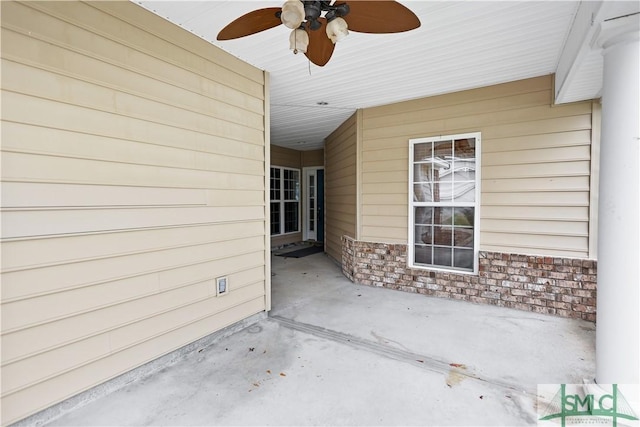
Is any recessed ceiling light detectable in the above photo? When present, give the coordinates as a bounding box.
[317,101,329,106]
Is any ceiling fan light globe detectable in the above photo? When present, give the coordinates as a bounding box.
[281,0,305,29]
[289,28,309,53]
[326,17,348,43]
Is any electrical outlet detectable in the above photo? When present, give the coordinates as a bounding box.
[216,276,228,296]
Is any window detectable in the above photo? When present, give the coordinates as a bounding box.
[270,166,300,235]
[409,133,480,273]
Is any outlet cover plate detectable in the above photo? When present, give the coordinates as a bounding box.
[216,276,228,296]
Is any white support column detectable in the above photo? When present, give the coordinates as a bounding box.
[595,16,640,385]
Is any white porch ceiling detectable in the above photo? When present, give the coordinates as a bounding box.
[134,1,620,151]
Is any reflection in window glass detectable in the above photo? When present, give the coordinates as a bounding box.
[454,249,474,269]
[284,202,298,233]
[410,133,480,273]
[284,169,300,201]
[434,246,452,267]
[270,202,280,236]
[415,245,432,265]
[270,167,300,235]
[270,168,281,201]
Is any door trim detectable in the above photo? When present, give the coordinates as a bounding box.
[302,166,324,241]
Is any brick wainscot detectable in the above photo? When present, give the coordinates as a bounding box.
[341,236,597,322]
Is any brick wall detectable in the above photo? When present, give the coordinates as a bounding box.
[341,236,597,322]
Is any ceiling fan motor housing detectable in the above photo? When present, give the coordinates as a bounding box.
[303,1,350,31]
[304,1,321,21]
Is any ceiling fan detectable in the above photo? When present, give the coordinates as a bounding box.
[217,1,421,66]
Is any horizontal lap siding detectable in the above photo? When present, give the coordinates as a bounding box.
[360,75,594,257]
[325,113,357,262]
[270,233,302,248]
[302,149,325,168]
[271,145,302,169]
[0,2,267,424]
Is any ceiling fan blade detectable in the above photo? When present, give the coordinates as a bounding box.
[341,1,420,34]
[217,7,283,40]
[305,18,335,67]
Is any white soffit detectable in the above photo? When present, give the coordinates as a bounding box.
[137,1,580,150]
[555,1,640,105]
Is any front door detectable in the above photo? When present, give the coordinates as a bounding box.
[304,167,324,242]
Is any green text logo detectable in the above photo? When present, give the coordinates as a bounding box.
[539,384,638,427]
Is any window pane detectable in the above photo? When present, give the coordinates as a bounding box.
[414,245,432,265]
[414,142,432,161]
[415,225,433,245]
[452,139,476,202]
[270,168,281,201]
[454,207,474,226]
[434,207,453,226]
[291,175,299,200]
[454,138,475,159]
[433,246,452,267]
[415,207,433,225]
[453,180,475,202]
[284,170,300,201]
[284,202,299,233]
[454,249,474,269]
[433,180,453,202]
[434,226,452,246]
[414,183,434,203]
[433,140,452,158]
[453,227,474,248]
[414,163,434,182]
[270,202,280,235]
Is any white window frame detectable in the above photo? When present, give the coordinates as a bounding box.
[270,166,301,236]
[408,132,481,274]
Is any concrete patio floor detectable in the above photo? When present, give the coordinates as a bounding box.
[47,249,596,426]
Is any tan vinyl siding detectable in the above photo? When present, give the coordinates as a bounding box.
[270,146,324,169]
[271,145,302,169]
[302,149,324,167]
[325,113,358,262]
[270,232,302,248]
[360,75,594,258]
[1,1,267,424]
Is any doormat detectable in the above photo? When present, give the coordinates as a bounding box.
[276,246,324,258]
